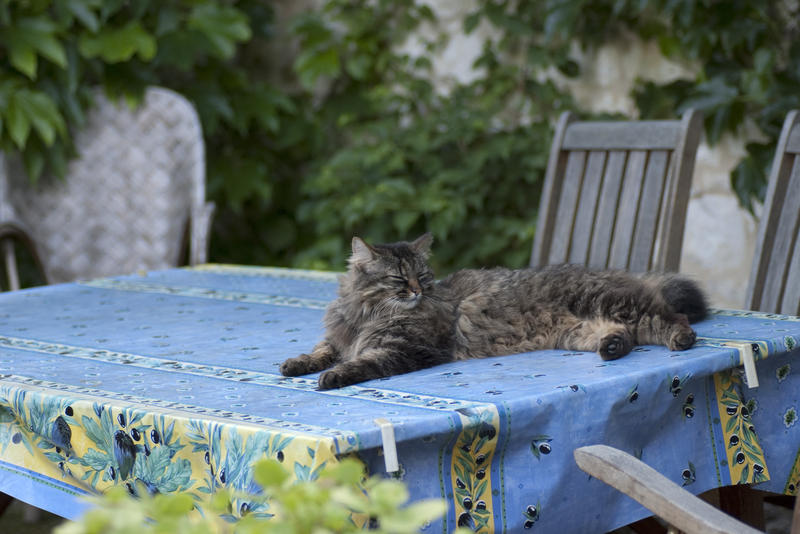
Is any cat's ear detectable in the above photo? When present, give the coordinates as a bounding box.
[411,233,434,257]
[350,236,375,266]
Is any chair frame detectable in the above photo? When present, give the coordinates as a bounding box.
[0,222,44,291]
[746,109,800,314]
[574,445,799,534]
[530,109,702,272]
[0,87,214,290]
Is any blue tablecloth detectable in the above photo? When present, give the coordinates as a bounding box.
[0,265,798,532]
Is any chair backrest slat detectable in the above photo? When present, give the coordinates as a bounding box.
[781,237,800,315]
[747,110,800,315]
[607,150,647,270]
[588,150,627,269]
[756,154,800,313]
[785,126,800,154]
[531,110,702,273]
[562,121,683,150]
[569,151,607,265]
[629,150,671,272]
[550,150,587,264]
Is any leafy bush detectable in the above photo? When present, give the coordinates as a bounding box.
[1,0,795,275]
[55,458,453,534]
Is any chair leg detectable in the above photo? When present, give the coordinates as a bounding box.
[718,485,765,530]
[2,239,20,291]
[0,492,13,517]
[627,516,669,533]
[22,502,41,523]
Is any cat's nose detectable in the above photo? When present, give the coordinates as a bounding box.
[408,279,422,295]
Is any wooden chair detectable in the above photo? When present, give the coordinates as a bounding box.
[530,110,703,272]
[746,110,800,315]
[0,87,214,290]
[574,445,800,534]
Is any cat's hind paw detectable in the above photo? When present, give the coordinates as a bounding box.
[280,355,311,377]
[318,369,352,390]
[599,331,633,361]
[668,326,696,351]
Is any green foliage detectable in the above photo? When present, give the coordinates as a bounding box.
[615,0,798,211]
[54,458,454,534]
[290,0,571,271]
[0,0,794,275]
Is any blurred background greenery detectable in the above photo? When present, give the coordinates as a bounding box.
[1,0,796,275]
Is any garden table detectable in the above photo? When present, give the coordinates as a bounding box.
[0,265,798,532]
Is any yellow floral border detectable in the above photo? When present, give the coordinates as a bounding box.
[450,406,499,533]
[785,446,800,495]
[713,370,770,485]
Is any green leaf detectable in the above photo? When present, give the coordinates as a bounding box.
[152,492,194,516]
[30,33,68,68]
[253,459,289,488]
[22,145,45,182]
[65,0,100,32]
[294,47,341,89]
[78,21,156,63]
[188,4,251,59]
[8,42,37,79]
[4,18,68,76]
[369,480,409,509]
[17,91,66,146]
[6,96,31,148]
[464,12,481,34]
[323,458,364,485]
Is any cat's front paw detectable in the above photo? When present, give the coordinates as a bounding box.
[318,368,354,390]
[668,326,696,351]
[599,331,633,361]
[280,355,310,377]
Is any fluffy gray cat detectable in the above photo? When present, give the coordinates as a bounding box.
[280,234,708,389]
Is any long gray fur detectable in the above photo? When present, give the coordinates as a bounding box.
[280,234,708,389]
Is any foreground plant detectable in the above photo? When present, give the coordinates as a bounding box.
[55,458,452,534]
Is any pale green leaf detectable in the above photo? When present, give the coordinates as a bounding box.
[188,4,251,59]
[8,42,37,79]
[23,146,45,182]
[253,459,289,488]
[78,22,156,63]
[6,96,31,148]
[15,91,65,146]
[65,0,100,32]
[31,34,67,68]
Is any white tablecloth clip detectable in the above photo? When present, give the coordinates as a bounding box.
[374,418,399,473]
[740,342,759,389]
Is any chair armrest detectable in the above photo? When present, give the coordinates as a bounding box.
[574,445,762,534]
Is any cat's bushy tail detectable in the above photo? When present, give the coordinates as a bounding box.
[659,275,708,323]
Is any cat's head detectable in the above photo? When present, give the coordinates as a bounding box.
[346,233,435,310]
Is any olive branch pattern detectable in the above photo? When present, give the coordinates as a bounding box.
[784,446,800,495]
[452,406,499,532]
[0,382,339,520]
[713,371,769,484]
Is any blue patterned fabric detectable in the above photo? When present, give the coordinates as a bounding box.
[0,265,798,532]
